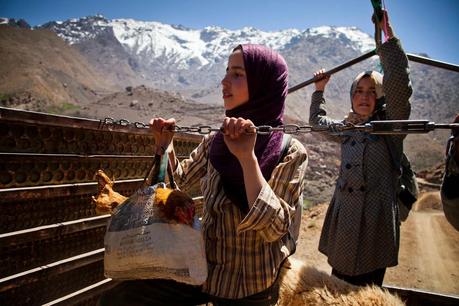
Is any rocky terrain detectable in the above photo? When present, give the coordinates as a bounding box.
[80,85,224,127]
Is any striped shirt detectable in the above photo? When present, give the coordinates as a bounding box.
[174,135,308,299]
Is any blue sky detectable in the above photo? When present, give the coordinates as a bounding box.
[2,0,459,65]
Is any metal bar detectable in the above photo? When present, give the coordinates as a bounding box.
[357,121,459,135]
[383,285,459,306]
[0,107,149,134]
[0,195,204,245]
[288,50,377,94]
[0,152,154,159]
[372,0,382,48]
[0,215,110,246]
[0,179,142,200]
[0,107,204,141]
[0,106,100,125]
[0,154,154,188]
[0,179,141,233]
[0,249,104,291]
[407,53,459,73]
[288,51,459,95]
[433,123,459,130]
[0,181,99,201]
[374,22,381,48]
[42,278,120,306]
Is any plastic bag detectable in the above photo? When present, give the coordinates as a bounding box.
[104,183,207,285]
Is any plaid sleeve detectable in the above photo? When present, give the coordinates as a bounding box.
[237,138,308,242]
[174,135,210,193]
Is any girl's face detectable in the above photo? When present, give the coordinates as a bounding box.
[352,76,376,116]
[221,49,249,110]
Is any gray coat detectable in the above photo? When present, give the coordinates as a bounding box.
[309,37,412,276]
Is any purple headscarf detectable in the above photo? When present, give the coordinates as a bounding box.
[209,44,288,212]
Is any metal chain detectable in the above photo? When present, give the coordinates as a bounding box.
[100,117,321,135]
[100,117,459,135]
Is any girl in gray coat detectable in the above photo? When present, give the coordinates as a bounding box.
[309,11,412,286]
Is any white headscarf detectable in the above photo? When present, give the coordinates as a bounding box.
[345,71,384,125]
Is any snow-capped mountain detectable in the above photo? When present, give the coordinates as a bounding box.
[0,17,31,28]
[40,15,111,43]
[37,14,383,114]
[41,15,375,71]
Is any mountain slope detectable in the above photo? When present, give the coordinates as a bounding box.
[0,25,117,111]
[78,85,223,126]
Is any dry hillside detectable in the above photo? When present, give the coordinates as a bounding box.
[0,26,117,112]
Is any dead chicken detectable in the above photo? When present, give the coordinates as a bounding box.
[91,170,127,215]
[153,186,195,226]
[92,170,196,226]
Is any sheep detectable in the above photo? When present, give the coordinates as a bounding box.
[277,258,405,306]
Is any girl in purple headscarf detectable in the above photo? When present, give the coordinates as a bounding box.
[99,44,308,306]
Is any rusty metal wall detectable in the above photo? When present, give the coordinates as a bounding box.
[0,107,203,305]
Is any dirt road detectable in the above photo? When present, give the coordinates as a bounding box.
[294,192,459,297]
[385,209,459,295]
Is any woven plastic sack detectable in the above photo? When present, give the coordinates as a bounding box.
[104,183,207,285]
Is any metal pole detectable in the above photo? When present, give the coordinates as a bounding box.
[287,50,459,95]
[288,49,377,94]
[407,53,459,73]
[351,121,459,135]
[371,0,383,48]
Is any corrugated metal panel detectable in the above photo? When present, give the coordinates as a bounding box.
[0,107,202,305]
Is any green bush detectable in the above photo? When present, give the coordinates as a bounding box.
[46,102,80,114]
[0,93,12,101]
[303,198,313,210]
